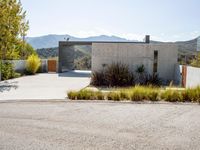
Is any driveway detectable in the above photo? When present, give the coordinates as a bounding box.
[0,101,199,150]
[0,70,91,100]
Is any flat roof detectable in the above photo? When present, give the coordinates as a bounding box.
[59,41,147,45]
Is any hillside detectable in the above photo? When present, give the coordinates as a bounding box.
[36,46,92,70]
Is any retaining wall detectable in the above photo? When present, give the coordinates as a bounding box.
[2,59,48,74]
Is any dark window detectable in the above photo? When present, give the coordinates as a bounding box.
[153,50,158,74]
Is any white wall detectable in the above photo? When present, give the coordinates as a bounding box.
[7,60,48,73]
[186,66,200,88]
[92,43,178,82]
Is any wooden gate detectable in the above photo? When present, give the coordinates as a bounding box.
[182,65,187,88]
[48,60,57,72]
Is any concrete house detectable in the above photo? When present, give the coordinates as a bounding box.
[59,35,178,83]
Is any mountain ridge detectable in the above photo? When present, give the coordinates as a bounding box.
[26,34,134,49]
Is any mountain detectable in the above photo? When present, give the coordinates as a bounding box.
[175,37,199,54]
[26,34,132,49]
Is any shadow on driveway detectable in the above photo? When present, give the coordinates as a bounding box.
[59,70,91,78]
[0,81,18,92]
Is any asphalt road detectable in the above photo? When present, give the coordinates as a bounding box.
[0,101,200,150]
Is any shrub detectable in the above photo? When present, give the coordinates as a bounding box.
[128,86,160,101]
[90,71,106,86]
[67,90,104,100]
[26,54,41,75]
[107,92,120,101]
[135,65,146,84]
[161,90,183,102]
[1,62,20,80]
[182,87,200,102]
[68,91,78,100]
[91,63,135,87]
[76,90,93,100]
[144,73,162,86]
[147,90,159,101]
[105,63,135,87]
[130,90,145,101]
[120,91,130,100]
[96,92,104,100]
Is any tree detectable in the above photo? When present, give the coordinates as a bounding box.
[190,52,200,67]
[0,0,29,60]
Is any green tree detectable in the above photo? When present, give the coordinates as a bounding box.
[190,52,200,67]
[19,42,36,59]
[0,0,29,60]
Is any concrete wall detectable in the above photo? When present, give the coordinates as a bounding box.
[92,43,178,82]
[186,66,200,88]
[9,60,48,73]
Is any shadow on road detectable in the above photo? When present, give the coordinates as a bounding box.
[0,81,18,92]
[59,70,91,78]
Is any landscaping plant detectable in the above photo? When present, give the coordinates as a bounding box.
[1,62,21,80]
[26,54,41,75]
[67,86,200,103]
[161,90,183,102]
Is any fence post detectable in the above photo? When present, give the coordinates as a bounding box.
[182,65,187,88]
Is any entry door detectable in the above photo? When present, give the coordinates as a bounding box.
[48,60,57,72]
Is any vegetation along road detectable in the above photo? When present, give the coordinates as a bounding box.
[0,101,199,150]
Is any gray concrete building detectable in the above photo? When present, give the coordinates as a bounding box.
[59,35,178,83]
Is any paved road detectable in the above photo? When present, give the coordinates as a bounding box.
[0,70,91,100]
[0,101,199,150]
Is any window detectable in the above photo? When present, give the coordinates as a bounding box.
[153,50,158,74]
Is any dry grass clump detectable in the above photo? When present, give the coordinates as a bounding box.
[67,86,200,103]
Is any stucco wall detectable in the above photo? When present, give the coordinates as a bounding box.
[10,60,48,73]
[186,66,200,88]
[92,43,178,82]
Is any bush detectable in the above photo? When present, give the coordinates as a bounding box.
[91,63,135,87]
[182,87,200,102]
[68,91,78,100]
[96,92,104,100]
[67,86,200,103]
[130,90,146,101]
[120,91,130,100]
[105,63,135,87]
[147,90,159,101]
[26,54,41,75]
[144,73,162,86]
[67,90,104,100]
[161,90,183,102]
[125,86,159,101]
[107,92,120,101]
[90,71,106,86]
[1,62,21,80]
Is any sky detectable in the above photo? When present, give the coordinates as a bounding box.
[21,0,200,42]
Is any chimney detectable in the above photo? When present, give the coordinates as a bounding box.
[145,35,150,43]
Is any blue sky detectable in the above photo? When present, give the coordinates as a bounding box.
[21,0,200,41]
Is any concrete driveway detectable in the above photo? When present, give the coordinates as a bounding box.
[0,70,91,100]
[0,101,199,150]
